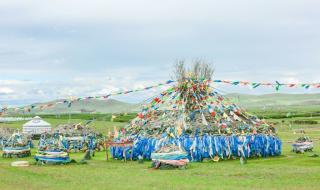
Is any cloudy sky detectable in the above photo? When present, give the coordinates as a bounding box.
[0,0,319,106]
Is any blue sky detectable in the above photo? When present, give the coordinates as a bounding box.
[0,0,319,106]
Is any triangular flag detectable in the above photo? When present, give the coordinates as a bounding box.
[114,126,119,138]
[201,113,208,126]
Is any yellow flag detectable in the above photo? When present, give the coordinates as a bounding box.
[176,125,182,136]
[223,113,228,118]
[114,126,119,138]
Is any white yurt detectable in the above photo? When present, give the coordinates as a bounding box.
[22,116,52,135]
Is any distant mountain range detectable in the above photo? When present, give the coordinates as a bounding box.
[10,93,320,114]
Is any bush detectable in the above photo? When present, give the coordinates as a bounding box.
[290,120,318,125]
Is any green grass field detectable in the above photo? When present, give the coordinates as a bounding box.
[1,116,320,190]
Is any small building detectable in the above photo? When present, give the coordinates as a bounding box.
[22,116,52,135]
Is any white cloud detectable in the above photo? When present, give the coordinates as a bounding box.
[0,0,319,26]
[0,0,319,106]
[0,80,33,85]
[0,87,14,95]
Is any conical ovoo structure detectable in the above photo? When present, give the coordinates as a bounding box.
[111,62,282,161]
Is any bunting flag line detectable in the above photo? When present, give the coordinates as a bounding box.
[1,80,176,114]
[0,79,319,114]
[211,80,320,91]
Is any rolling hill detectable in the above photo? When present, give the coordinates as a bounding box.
[8,93,320,114]
[225,93,320,111]
[14,99,140,114]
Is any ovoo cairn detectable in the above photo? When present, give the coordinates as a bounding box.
[111,61,282,162]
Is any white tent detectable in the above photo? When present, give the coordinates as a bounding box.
[23,116,52,135]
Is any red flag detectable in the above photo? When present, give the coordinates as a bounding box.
[138,113,144,119]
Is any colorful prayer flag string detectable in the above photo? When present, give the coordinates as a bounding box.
[2,80,176,114]
[1,79,319,114]
[211,80,320,91]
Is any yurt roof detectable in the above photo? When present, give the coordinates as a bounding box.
[23,116,51,127]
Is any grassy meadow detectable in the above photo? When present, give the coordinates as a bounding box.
[0,113,320,190]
